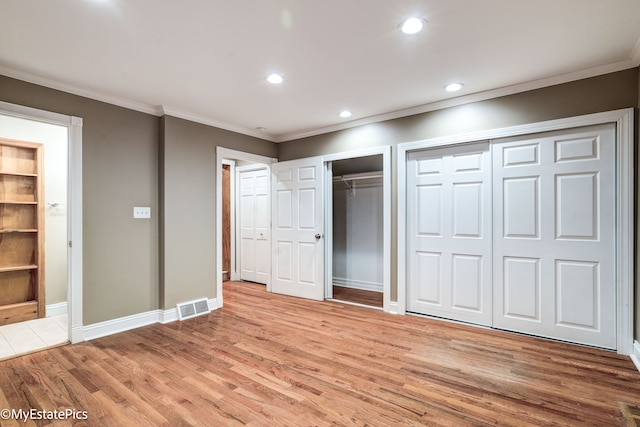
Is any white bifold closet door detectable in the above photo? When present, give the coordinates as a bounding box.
[492,123,616,349]
[407,142,492,326]
[239,167,270,284]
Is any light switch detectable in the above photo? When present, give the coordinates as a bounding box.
[133,207,151,219]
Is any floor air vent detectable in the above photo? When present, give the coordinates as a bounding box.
[177,298,210,320]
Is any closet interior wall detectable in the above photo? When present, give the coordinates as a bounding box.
[332,171,384,293]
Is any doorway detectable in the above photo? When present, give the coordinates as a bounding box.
[329,156,384,308]
[216,146,392,312]
[216,147,275,305]
[0,101,83,356]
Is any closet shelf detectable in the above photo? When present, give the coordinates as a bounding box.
[0,229,38,233]
[0,265,38,273]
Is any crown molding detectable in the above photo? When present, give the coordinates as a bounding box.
[2,58,637,145]
[159,106,275,142]
[274,59,638,142]
[0,65,163,116]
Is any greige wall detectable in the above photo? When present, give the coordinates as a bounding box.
[160,116,275,308]
[278,67,640,340]
[0,76,160,325]
[0,76,278,325]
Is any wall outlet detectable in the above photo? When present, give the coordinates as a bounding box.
[133,207,151,219]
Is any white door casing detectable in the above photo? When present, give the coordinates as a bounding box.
[238,167,269,284]
[492,124,616,349]
[407,142,492,325]
[271,157,325,301]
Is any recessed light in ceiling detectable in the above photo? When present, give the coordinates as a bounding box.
[267,73,283,84]
[400,17,426,35]
[444,82,464,92]
[338,110,352,118]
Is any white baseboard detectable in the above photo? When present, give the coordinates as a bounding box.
[631,340,640,373]
[333,277,383,292]
[386,301,399,314]
[46,301,68,317]
[83,298,218,341]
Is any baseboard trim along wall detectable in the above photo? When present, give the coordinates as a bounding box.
[83,298,218,341]
[46,302,68,317]
[333,277,383,293]
[632,341,640,373]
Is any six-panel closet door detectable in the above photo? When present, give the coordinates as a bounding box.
[406,123,617,349]
[492,124,616,349]
[406,142,493,326]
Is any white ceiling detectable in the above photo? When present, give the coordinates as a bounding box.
[1,1,639,142]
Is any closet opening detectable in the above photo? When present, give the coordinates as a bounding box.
[327,155,384,309]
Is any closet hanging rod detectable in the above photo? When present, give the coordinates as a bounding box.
[332,172,383,182]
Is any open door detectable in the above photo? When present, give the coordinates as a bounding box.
[271,157,324,300]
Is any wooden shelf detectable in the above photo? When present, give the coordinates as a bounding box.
[0,201,38,205]
[0,265,38,273]
[0,171,38,177]
[0,138,44,325]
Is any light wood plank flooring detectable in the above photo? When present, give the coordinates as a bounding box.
[1,281,639,426]
[332,285,383,308]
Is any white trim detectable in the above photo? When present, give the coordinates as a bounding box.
[397,108,634,355]
[0,101,83,344]
[333,277,383,293]
[46,302,68,317]
[161,106,273,142]
[84,298,219,340]
[5,60,637,144]
[275,61,638,142]
[216,147,277,304]
[0,66,161,117]
[322,146,392,313]
[83,311,160,341]
[387,301,399,315]
[631,341,640,373]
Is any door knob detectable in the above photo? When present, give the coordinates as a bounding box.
[315,233,322,240]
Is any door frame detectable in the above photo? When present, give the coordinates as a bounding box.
[323,146,392,312]
[215,147,276,304]
[397,108,634,355]
[0,101,83,344]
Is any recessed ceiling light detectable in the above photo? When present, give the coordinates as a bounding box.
[400,17,426,35]
[338,110,352,118]
[445,83,464,92]
[267,73,283,84]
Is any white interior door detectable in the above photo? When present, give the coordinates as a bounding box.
[492,124,616,349]
[407,143,492,325]
[271,157,325,300]
[239,167,269,284]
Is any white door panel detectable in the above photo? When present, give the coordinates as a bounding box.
[407,143,492,325]
[271,157,324,300]
[239,167,269,284]
[493,123,616,349]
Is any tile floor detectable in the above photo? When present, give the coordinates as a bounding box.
[0,315,68,360]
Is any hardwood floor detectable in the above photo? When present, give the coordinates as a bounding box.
[1,281,639,426]
[331,285,383,308]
